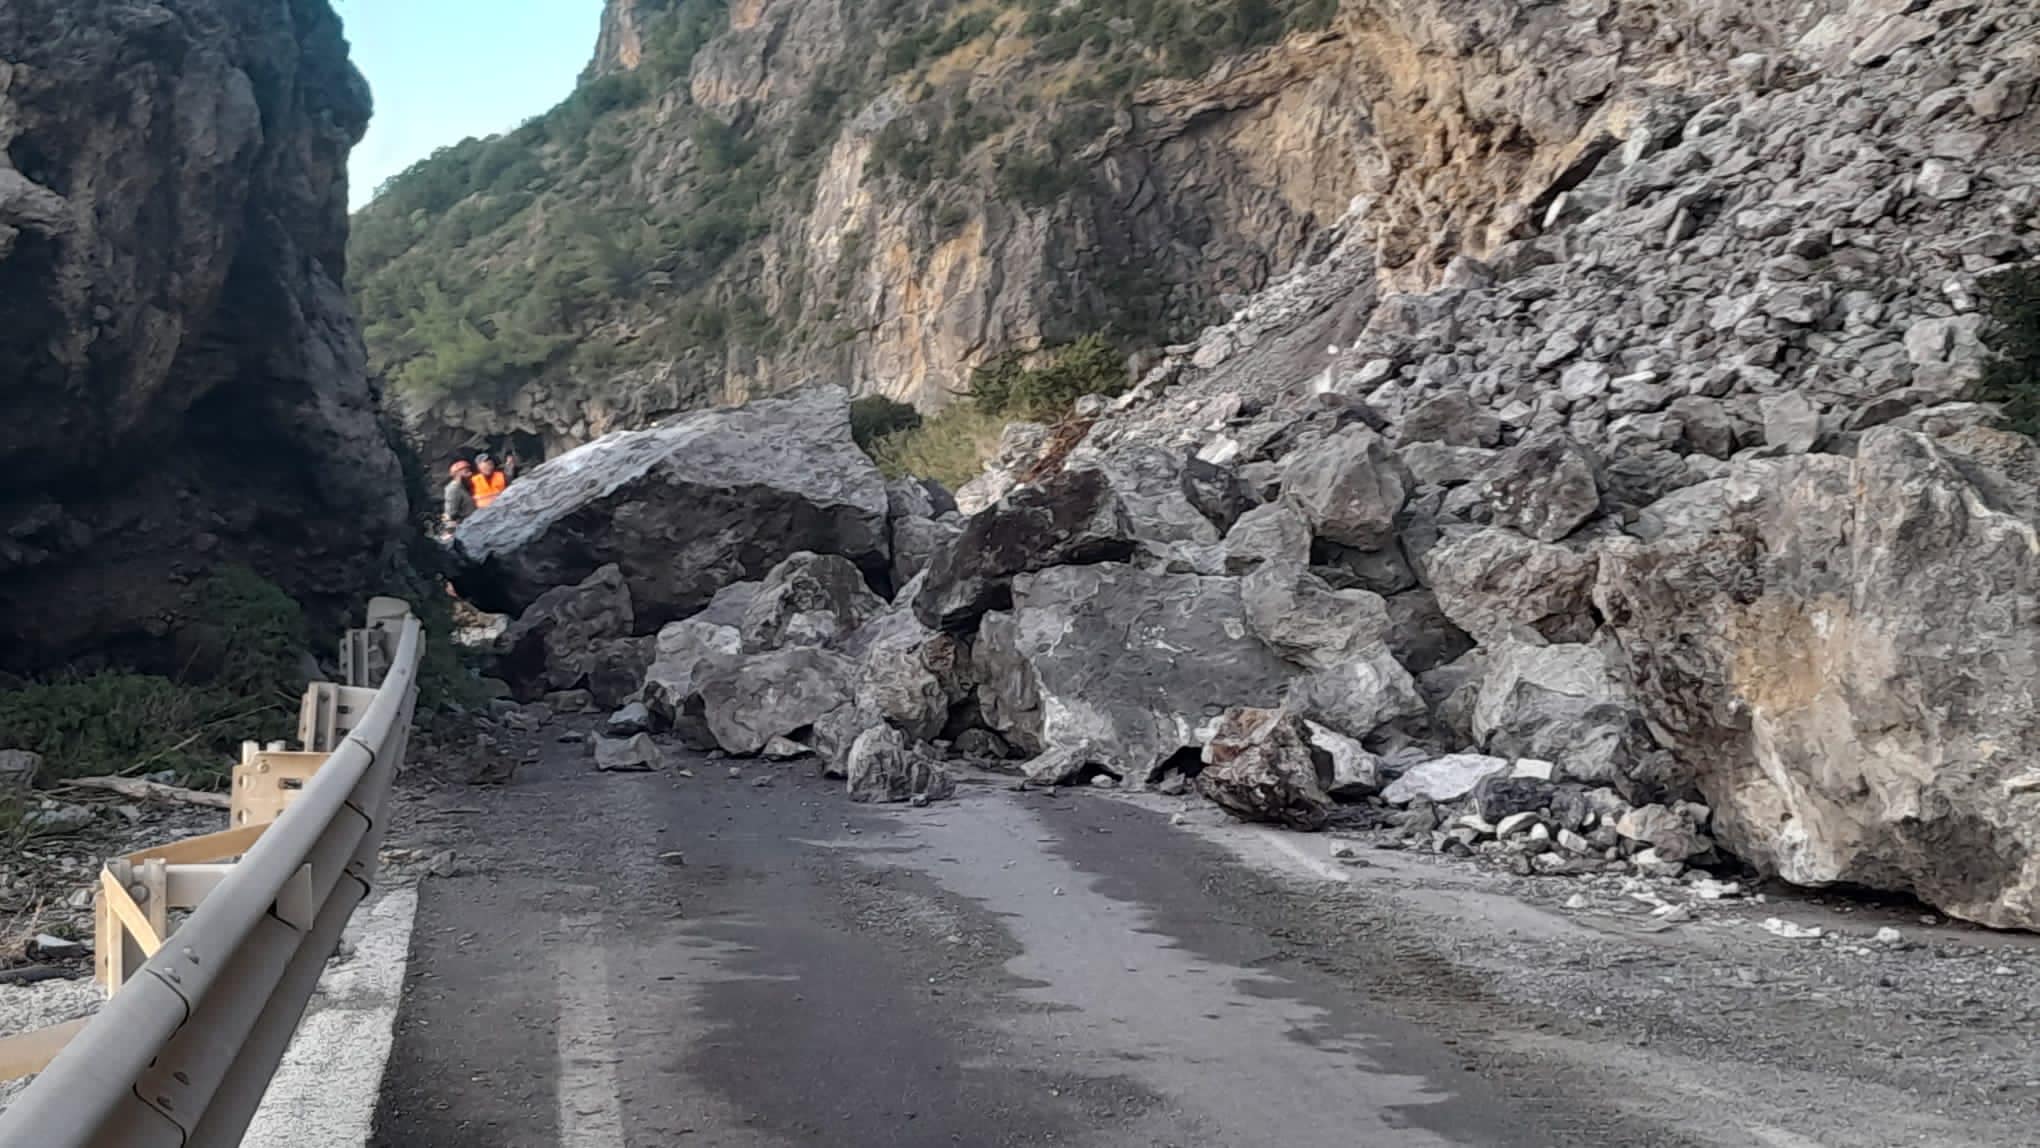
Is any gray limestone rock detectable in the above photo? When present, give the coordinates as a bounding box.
[455,388,889,626]
[915,467,1135,632]
[845,725,956,804]
[1198,708,1334,830]
[1283,425,1411,550]
[1304,721,1383,799]
[487,565,653,707]
[641,617,743,732]
[1219,501,1313,573]
[1760,392,1823,454]
[595,733,661,772]
[1382,754,1511,805]
[998,563,1296,781]
[853,609,970,742]
[1481,433,1602,542]
[1426,529,1600,645]
[740,552,888,653]
[1398,392,1501,448]
[890,514,964,589]
[1596,428,2040,928]
[605,703,652,738]
[695,646,857,756]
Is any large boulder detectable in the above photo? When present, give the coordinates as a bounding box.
[694,646,856,756]
[1595,428,2040,929]
[1219,501,1312,572]
[972,610,1044,755]
[1197,708,1333,830]
[489,565,651,705]
[1426,528,1600,645]
[1282,425,1410,551]
[915,467,1135,632]
[453,387,889,626]
[1481,433,1602,542]
[891,515,964,588]
[995,564,1296,781]
[853,610,970,741]
[740,552,888,653]
[1073,446,1222,546]
[1397,391,1501,448]
[1241,563,1392,673]
[641,617,743,732]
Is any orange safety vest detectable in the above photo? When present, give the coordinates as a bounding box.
[469,470,508,509]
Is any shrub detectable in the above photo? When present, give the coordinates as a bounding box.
[0,567,310,783]
[851,394,924,447]
[968,334,1126,417]
[0,673,255,784]
[1975,264,2040,435]
[995,149,1079,207]
[867,405,1010,489]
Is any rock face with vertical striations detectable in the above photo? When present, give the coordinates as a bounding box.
[0,0,409,672]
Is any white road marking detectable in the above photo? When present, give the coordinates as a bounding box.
[555,913,628,1148]
[245,887,418,1148]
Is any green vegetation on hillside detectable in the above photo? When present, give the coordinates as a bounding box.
[1976,264,2040,436]
[0,567,310,785]
[349,0,1334,420]
[864,335,1129,487]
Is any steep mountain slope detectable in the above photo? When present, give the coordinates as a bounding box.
[0,0,411,673]
[349,0,1372,459]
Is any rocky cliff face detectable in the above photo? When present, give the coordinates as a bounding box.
[0,0,410,673]
[350,0,1372,460]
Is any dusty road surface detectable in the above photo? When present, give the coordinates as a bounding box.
[371,725,2039,1148]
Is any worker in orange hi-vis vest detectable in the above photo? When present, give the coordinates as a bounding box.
[469,452,509,509]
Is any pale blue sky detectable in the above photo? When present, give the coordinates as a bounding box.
[335,0,605,210]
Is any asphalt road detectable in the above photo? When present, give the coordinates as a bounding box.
[369,731,1613,1148]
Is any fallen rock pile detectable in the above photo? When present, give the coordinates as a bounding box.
[465,0,2040,930]
[1048,0,2040,929]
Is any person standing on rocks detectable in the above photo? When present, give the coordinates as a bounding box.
[469,452,509,510]
[443,459,477,533]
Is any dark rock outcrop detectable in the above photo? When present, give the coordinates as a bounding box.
[0,0,408,671]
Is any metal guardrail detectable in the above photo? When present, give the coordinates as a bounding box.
[0,598,424,1147]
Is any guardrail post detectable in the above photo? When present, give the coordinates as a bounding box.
[0,600,425,1145]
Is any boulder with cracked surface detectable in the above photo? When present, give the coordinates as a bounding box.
[1382,754,1512,805]
[845,725,957,804]
[914,466,1135,632]
[454,387,889,626]
[489,565,651,706]
[995,563,1295,782]
[1283,424,1410,551]
[1198,708,1334,830]
[1426,528,1600,645]
[1596,428,2040,929]
[694,646,856,756]
[1481,434,1602,542]
[853,608,971,742]
[739,552,888,653]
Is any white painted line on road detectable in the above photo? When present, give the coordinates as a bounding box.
[245,887,418,1148]
[556,913,628,1148]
